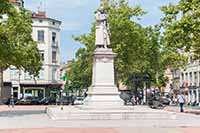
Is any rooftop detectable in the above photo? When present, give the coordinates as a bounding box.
[9,0,22,4]
[9,0,24,7]
[9,0,17,2]
[32,11,47,19]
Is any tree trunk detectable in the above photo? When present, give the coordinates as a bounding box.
[0,68,4,103]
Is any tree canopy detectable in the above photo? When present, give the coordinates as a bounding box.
[0,0,42,100]
[66,0,162,92]
[161,0,200,59]
[66,0,189,93]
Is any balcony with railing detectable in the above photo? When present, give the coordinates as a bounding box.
[52,60,58,64]
[52,41,58,48]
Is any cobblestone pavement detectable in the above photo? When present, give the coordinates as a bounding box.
[1,105,200,133]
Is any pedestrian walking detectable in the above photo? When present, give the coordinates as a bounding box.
[131,95,135,105]
[8,95,15,108]
[177,91,185,112]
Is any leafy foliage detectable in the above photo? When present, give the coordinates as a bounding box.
[66,0,185,93]
[161,0,200,59]
[0,0,42,99]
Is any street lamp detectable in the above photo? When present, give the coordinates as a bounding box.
[132,75,140,94]
[143,73,150,104]
[132,75,142,105]
[17,70,21,100]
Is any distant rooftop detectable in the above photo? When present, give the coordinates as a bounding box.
[9,0,61,24]
[9,0,24,7]
[9,0,22,4]
[32,11,47,19]
[9,0,17,2]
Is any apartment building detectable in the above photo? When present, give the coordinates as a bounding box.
[3,0,62,101]
[171,56,200,105]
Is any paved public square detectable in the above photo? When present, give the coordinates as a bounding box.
[0,128,200,133]
[1,105,200,132]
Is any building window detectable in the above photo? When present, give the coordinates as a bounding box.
[181,73,184,81]
[184,73,188,87]
[194,72,197,86]
[52,68,57,81]
[39,20,43,23]
[52,51,57,63]
[24,72,32,80]
[52,32,56,43]
[189,72,192,86]
[188,56,193,63]
[37,30,44,43]
[185,73,188,81]
[39,50,45,61]
[10,68,17,80]
[199,72,200,86]
[38,68,45,80]
[52,21,55,25]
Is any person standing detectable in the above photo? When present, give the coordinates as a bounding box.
[8,95,14,108]
[177,91,186,112]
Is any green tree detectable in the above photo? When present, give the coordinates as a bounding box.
[68,0,148,92]
[161,0,200,59]
[68,0,183,93]
[0,0,42,102]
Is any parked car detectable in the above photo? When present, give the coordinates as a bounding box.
[4,98,17,105]
[148,93,171,109]
[15,96,40,105]
[74,96,85,105]
[120,91,133,105]
[39,97,56,105]
[59,95,75,105]
[161,96,171,105]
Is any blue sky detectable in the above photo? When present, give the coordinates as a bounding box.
[24,0,178,63]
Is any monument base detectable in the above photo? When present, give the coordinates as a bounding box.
[83,85,124,109]
[47,106,176,120]
[84,48,124,109]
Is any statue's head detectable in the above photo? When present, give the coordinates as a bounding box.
[99,5,106,14]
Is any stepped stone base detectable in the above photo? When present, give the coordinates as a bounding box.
[83,85,124,108]
[47,106,176,120]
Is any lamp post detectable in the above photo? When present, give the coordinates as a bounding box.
[132,75,142,105]
[15,70,22,100]
[143,73,150,104]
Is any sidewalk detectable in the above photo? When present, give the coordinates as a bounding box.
[1,105,200,115]
[0,105,47,112]
[164,105,200,114]
[0,128,200,133]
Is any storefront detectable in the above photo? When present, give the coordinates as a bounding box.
[20,83,62,100]
[173,87,200,106]
[187,87,200,106]
[2,82,12,102]
[23,87,45,99]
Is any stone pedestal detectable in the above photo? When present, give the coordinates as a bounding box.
[46,48,176,121]
[47,106,176,120]
[83,48,124,108]
[46,2,176,120]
